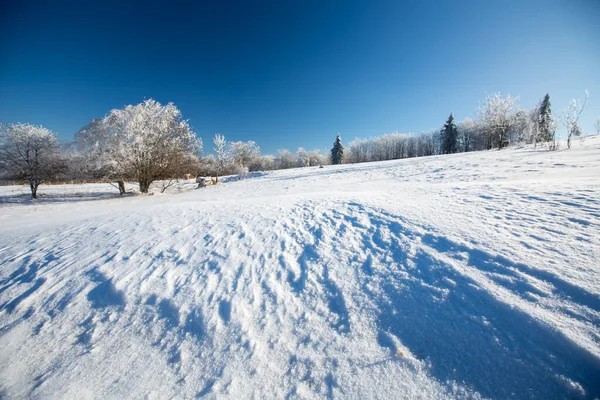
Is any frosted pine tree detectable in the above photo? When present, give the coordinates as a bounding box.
[331,134,344,165]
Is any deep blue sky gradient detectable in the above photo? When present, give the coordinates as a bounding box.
[1,0,599,153]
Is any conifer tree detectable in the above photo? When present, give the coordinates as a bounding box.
[441,113,458,154]
[537,93,555,144]
[330,134,344,165]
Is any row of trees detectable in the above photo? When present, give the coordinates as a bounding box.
[344,131,442,163]
[338,91,591,165]
[197,136,330,181]
[1,100,202,198]
[0,91,594,198]
[0,99,331,198]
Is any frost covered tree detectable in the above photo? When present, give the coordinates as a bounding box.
[197,154,220,177]
[248,155,275,171]
[457,118,476,152]
[563,91,588,149]
[330,134,344,164]
[75,118,128,194]
[213,133,228,183]
[159,151,200,193]
[527,108,540,146]
[405,136,418,158]
[228,141,260,169]
[417,130,438,156]
[441,113,458,154]
[295,147,310,167]
[370,133,408,161]
[347,138,369,163]
[510,110,534,145]
[595,117,600,135]
[61,143,88,183]
[537,93,556,145]
[274,149,295,169]
[346,133,422,163]
[307,149,326,167]
[0,123,65,198]
[478,93,519,149]
[102,99,201,193]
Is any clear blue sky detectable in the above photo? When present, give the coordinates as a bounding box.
[1,0,599,154]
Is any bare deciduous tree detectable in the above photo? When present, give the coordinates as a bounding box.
[563,90,588,149]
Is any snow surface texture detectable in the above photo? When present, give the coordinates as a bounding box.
[1,138,599,399]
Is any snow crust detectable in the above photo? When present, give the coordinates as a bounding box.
[1,137,599,399]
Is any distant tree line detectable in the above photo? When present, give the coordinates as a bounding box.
[196,136,331,180]
[340,91,589,164]
[0,91,591,198]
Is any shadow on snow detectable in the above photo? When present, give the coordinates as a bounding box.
[354,204,600,399]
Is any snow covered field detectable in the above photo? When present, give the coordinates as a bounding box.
[1,137,599,399]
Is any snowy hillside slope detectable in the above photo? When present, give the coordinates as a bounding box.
[1,137,599,399]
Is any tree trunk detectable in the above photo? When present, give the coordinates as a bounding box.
[139,180,151,194]
[118,180,126,195]
[30,182,39,199]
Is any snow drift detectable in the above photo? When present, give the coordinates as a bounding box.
[1,138,599,399]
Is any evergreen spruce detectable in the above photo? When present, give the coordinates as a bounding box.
[441,113,458,154]
[330,134,344,165]
[538,93,554,143]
